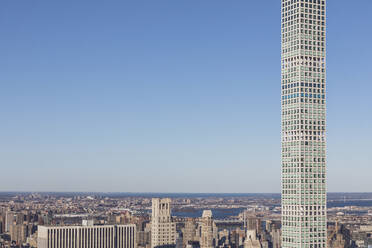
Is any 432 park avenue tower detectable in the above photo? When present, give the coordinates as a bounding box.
[281,0,327,248]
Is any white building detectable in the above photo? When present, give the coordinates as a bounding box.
[244,230,261,248]
[37,224,136,248]
[151,198,176,248]
[200,210,214,248]
[281,0,327,248]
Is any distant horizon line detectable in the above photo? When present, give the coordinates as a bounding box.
[1,191,372,194]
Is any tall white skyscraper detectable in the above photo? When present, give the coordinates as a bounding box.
[151,198,176,248]
[281,1,327,248]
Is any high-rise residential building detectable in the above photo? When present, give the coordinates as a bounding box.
[182,218,197,247]
[0,215,3,234]
[200,210,214,248]
[281,0,327,248]
[5,211,15,233]
[244,215,262,234]
[37,224,136,248]
[10,223,29,245]
[151,198,176,248]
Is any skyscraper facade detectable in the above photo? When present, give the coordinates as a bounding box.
[37,224,136,248]
[182,218,197,247]
[200,210,214,248]
[281,1,327,248]
[151,198,176,248]
[5,211,15,233]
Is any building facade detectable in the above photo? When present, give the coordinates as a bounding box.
[10,223,29,245]
[182,218,197,247]
[37,224,136,248]
[151,198,176,248]
[5,211,15,233]
[200,210,214,248]
[244,230,261,248]
[281,0,327,248]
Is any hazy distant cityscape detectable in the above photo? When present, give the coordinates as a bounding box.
[1,193,372,248]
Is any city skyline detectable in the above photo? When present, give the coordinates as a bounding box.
[2,192,371,248]
[1,0,372,193]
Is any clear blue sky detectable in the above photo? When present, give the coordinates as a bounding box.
[1,0,371,193]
